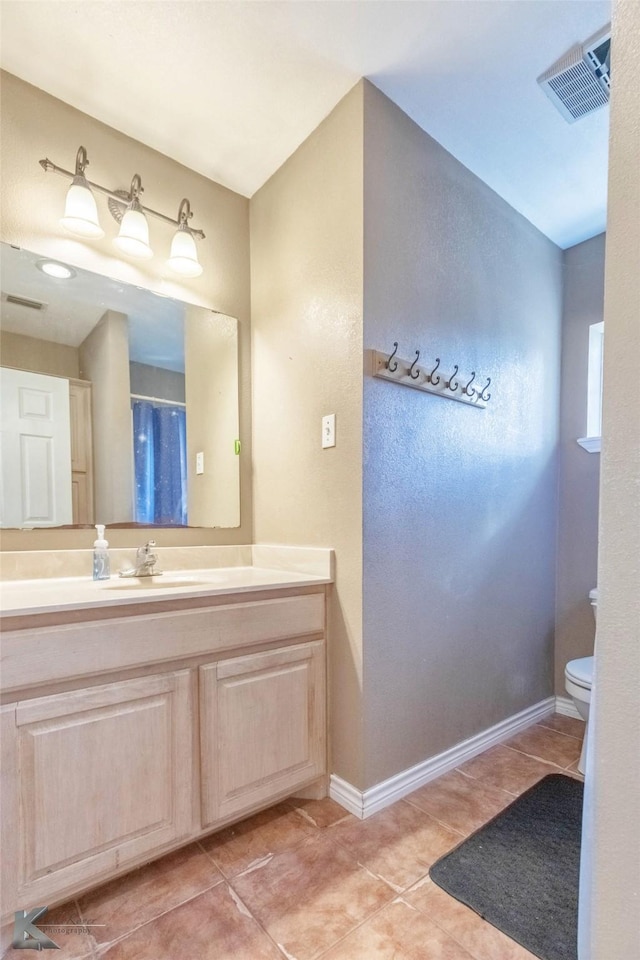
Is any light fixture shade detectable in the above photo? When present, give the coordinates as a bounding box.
[60,176,104,238]
[114,206,153,260]
[166,225,203,278]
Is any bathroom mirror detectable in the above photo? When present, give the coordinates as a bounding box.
[0,243,240,529]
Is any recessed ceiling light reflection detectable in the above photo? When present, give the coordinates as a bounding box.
[36,260,77,280]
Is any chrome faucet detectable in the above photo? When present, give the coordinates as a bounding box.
[119,540,163,578]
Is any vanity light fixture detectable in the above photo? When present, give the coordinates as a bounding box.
[166,200,203,278]
[40,146,205,276]
[113,174,153,261]
[58,146,104,239]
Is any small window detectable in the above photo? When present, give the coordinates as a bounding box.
[578,321,604,452]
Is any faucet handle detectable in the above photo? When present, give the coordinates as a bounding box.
[119,540,161,578]
[137,539,156,557]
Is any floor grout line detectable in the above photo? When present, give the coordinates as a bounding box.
[536,720,585,741]
[223,874,304,960]
[400,795,471,836]
[222,881,293,959]
[309,887,413,960]
[407,887,527,960]
[224,830,400,960]
[81,874,226,956]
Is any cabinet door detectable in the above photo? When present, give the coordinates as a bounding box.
[1,671,193,918]
[69,379,94,524]
[200,641,325,827]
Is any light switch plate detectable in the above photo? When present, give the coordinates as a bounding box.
[322,414,336,448]
[196,451,204,474]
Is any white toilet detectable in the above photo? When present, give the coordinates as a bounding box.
[564,588,598,774]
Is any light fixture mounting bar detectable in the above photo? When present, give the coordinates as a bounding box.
[39,157,205,239]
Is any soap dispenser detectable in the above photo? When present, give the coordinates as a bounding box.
[93,524,111,581]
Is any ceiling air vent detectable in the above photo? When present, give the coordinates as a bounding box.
[537,25,611,123]
[4,294,47,310]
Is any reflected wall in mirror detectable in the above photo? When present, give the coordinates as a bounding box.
[0,243,240,529]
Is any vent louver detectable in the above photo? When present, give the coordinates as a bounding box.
[5,294,46,310]
[538,25,610,123]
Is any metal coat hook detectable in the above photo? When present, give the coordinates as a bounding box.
[464,371,476,398]
[372,347,490,409]
[386,342,399,372]
[428,357,441,385]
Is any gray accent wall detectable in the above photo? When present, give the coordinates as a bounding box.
[555,234,604,693]
[362,83,563,788]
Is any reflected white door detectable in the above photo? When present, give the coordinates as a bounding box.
[0,368,72,527]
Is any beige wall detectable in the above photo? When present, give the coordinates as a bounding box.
[362,83,562,787]
[250,85,365,787]
[79,310,133,524]
[0,330,80,379]
[185,311,240,528]
[555,234,604,693]
[581,1,640,956]
[0,70,252,549]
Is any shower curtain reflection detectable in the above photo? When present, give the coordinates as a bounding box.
[132,399,187,525]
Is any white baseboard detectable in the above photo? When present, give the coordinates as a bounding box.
[555,695,582,720]
[330,696,556,820]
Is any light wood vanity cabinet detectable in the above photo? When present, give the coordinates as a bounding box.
[0,587,327,923]
[200,640,325,827]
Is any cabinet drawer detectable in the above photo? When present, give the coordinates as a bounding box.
[1,592,325,695]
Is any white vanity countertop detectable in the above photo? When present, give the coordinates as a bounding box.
[0,547,334,618]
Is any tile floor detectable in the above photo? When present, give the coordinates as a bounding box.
[4,714,585,960]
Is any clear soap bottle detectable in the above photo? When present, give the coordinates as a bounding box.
[93,524,111,581]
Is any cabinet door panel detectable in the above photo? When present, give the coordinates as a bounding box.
[68,380,94,523]
[200,641,325,827]
[3,671,193,916]
[23,697,171,875]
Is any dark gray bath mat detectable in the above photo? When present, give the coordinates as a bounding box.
[429,773,583,960]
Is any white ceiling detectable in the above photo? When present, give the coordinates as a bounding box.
[1,0,610,249]
[1,244,187,370]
